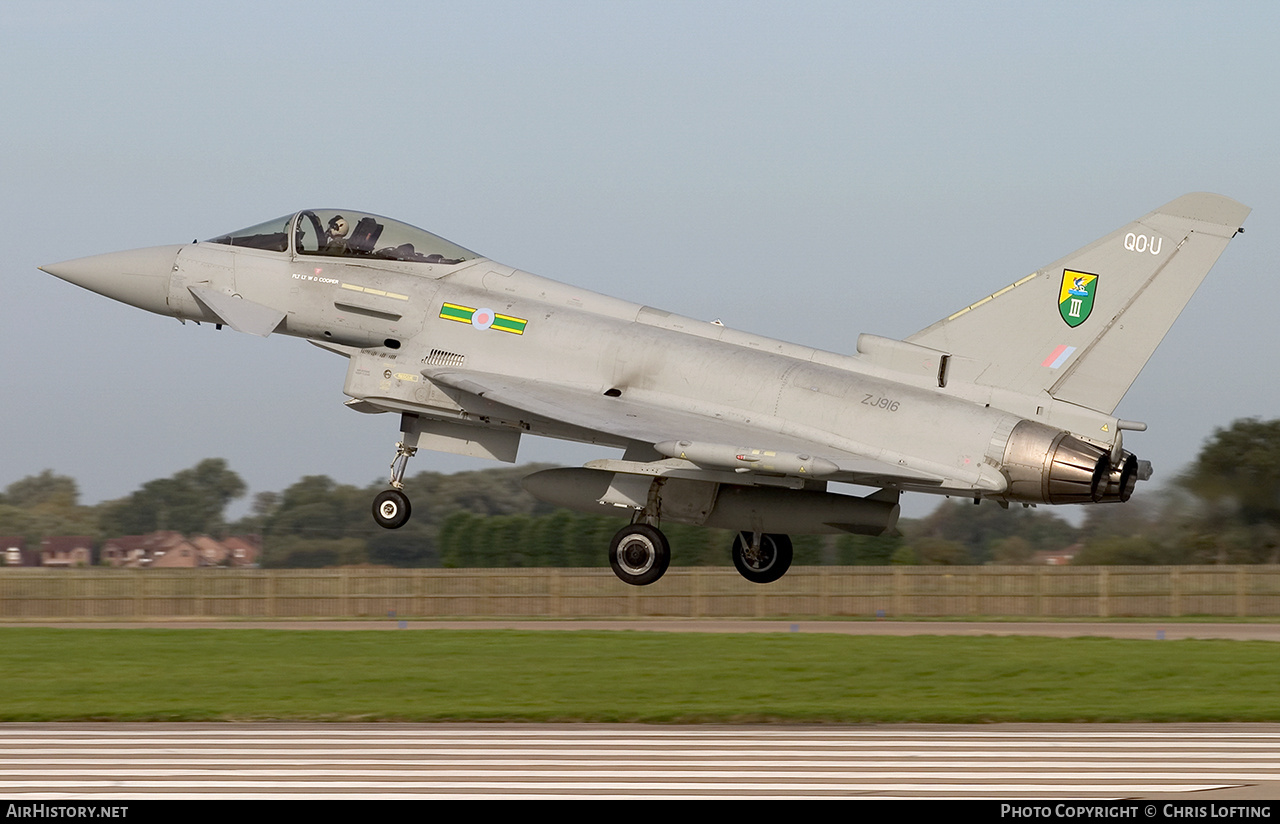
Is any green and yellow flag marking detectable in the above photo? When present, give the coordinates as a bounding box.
[440,303,528,335]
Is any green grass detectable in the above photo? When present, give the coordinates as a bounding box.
[2,628,1279,723]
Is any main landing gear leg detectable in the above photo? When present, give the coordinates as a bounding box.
[607,479,671,586]
[372,414,419,530]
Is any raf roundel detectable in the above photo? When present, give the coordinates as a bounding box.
[471,308,495,330]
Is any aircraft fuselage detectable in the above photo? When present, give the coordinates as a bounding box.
[42,195,1249,584]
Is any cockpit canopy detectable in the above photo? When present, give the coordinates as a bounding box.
[207,210,480,265]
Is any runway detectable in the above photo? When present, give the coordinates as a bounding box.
[4,723,1280,799]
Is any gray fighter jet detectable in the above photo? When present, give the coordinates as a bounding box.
[41,194,1249,585]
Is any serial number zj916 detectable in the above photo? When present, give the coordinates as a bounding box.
[861,394,900,412]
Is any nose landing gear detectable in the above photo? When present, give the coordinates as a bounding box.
[372,424,418,530]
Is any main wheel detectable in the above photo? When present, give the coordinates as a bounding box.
[608,524,671,586]
[372,489,412,529]
[732,532,793,584]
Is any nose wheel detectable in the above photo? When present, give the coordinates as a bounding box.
[373,489,411,529]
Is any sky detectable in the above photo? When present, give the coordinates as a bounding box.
[1,1,1276,521]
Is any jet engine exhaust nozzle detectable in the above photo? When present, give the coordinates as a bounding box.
[1096,452,1140,504]
[1000,420,1113,505]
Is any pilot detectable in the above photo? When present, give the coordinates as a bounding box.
[323,215,351,255]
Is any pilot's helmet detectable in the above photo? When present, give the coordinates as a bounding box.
[327,215,349,239]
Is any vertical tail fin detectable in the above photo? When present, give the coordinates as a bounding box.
[906,193,1250,414]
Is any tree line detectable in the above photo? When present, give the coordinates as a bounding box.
[3,418,1277,567]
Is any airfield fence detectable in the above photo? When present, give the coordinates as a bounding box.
[2,566,1280,620]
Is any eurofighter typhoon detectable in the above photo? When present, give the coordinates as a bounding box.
[41,194,1249,585]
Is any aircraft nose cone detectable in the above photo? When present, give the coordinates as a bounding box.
[40,244,183,316]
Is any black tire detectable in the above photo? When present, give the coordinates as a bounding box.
[731,532,793,584]
[372,489,412,529]
[608,524,671,586]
